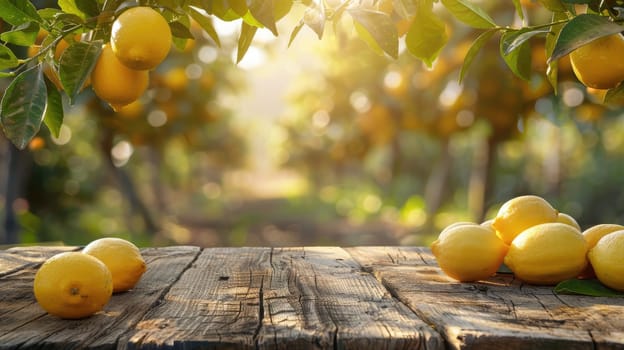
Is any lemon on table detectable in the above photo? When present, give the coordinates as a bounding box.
[111,6,172,70]
[492,195,558,245]
[579,224,624,278]
[82,237,146,293]
[582,224,624,249]
[556,212,581,231]
[588,230,624,291]
[33,252,113,319]
[504,223,587,285]
[431,223,508,282]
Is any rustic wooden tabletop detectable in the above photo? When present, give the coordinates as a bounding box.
[1,245,623,349]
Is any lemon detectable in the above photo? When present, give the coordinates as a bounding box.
[588,230,624,291]
[431,224,508,282]
[440,221,474,235]
[83,237,146,293]
[33,252,113,319]
[91,44,149,111]
[492,195,558,245]
[569,33,624,89]
[579,224,624,278]
[504,223,588,285]
[556,212,581,231]
[111,6,172,70]
[582,224,624,249]
[480,219,495,233]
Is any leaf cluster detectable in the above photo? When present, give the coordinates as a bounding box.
[1,0,624,149]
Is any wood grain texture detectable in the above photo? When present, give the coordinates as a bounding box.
[346,246,624,350]
[2,246,624,349]
[258,247,442,349]
[0,246,200,350]
[126,247,272,349]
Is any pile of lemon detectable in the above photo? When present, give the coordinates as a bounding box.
[91,6,172,111]
[33,237,146,319]
[431,195,624,291]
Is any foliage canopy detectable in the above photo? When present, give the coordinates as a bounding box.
[0,0,623,149]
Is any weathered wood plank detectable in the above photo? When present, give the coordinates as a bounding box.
[0,246,78,278]
[0,246,200,350]
[347,246,624,350]
[125,247,271,349]
[258,247,443,350]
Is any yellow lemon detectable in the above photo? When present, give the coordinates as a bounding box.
[556,212,581,231]
[570,33,624,89]
[33,252,113,319]
[431,224,508,282]
[588,230,624,291]
[579,224,624,278]
[504,223,588,285]
[82,237,146,293]
[111,6,172,70]
[440,221,475,235]
[492,195,558,245]
[91,44,149,111]
[583,224,624,249]
[480,219,495,233]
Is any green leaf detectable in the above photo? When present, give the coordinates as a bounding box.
[545,11,567,94]
[229,0,248,17]
[237,21,257,64]
[501,28,550,56]
[248,0,278,35]
[496,263,513,274]
[58,0,99,20]
[210,0,242,21]
[0,44,19,70]
[38,8,63,21]
[554,279,624,297]
[550,14,624,62]
[167,13,193,50]
[43,77,63,138]
[349,9,398,59]
[0,64,47,149]
[405,3,448,67]
[288,20,304,47]
[0,0,41,26]
[53,12,85,26]
[187,6,221,47]
[274,0,293,21]
[59,40,102,104]
[459,29,497,83]
[440,0,496,29]
[512,0,524,22]
[500,30,532,81]
[393,0,417,18]
[0,21,40,47]
[605,83,624,104]
[170,21,195,40]
[303,5,325,39]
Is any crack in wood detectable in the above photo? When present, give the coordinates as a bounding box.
[252,248,269,350]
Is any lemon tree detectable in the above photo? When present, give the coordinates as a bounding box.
[0,0,623,150]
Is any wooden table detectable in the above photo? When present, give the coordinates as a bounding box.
[1,246,624,349]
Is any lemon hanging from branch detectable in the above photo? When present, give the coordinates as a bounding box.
[111,6,173,70]
[569,33,624,89]
[90,44,149,111]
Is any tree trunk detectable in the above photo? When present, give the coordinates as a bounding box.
[2,142,32,245]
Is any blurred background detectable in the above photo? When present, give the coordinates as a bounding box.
[2,1,624,247]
